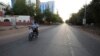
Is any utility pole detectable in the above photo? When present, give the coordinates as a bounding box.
[36,0,40,9]
[11,12,17,29]
[83,0,87,25]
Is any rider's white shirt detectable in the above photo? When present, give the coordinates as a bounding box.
[32,24,39,29]
[29,24,39,33]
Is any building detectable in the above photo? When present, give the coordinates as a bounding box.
[40,1,54,13]
[0,2,7,16]
[47,1,54,12]
[36,0,40,8]
[11,0,16,7]
[0,15,30,22]
[40,2,47,13]
[0,15,31,26]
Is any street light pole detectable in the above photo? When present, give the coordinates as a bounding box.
[11,12,17,29]
[83,0,87,25]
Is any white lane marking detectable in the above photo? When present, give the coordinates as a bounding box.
[70,47,74,56]
[65,26,75,56]
[67,34,75,56]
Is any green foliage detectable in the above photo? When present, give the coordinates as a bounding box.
[43,9,53,23]
[67,0,100,26]
[5,5,12,15]
[68,8,84,25]
[6,0,62,24]
[12,0,35,16]
[13,0,27,15]
[52,14,63,23]
[90,1,100,26]
[43,8,63,24]
[27,3,35,16]
[34,8,44,23]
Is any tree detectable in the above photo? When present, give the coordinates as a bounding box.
[43,8,53,23]
[4,5,12,15]
[92,0,100,2]
[34,7,44,23]
[13,0,27,15]
[27,3,35,16]
[43,8,63,24]
[81,0,100,26]
[68,13,77,24]
[67,0,100,26]
[52,14,63,23]
[90,0,100,26]
[12,0,35,16]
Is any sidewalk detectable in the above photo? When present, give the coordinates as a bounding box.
[0,26,27,31]
[78,26,100,36]
[0,26,28,36]
[0,25,53,37]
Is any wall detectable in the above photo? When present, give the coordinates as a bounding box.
[0,15,32,26]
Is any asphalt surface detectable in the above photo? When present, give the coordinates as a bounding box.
[0,24,100,56]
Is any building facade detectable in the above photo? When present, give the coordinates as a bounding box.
[11,0,16,7]
[0,15,31,26]
[40,2,47,13]
[47,1,54,12]
[0,15,30,22]
[40,1,54,13]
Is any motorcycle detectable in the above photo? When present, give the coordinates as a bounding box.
[28,26,38,41]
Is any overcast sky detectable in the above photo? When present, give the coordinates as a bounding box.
[0,0,92,21]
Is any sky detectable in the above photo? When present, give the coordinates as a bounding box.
[0,0,92,21]
[41,0,92,21]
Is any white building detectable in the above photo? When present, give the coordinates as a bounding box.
[0,15,30,23]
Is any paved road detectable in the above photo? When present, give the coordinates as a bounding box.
[0,24,100,56]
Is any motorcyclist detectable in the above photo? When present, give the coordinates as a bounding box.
[31,21,39,36]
